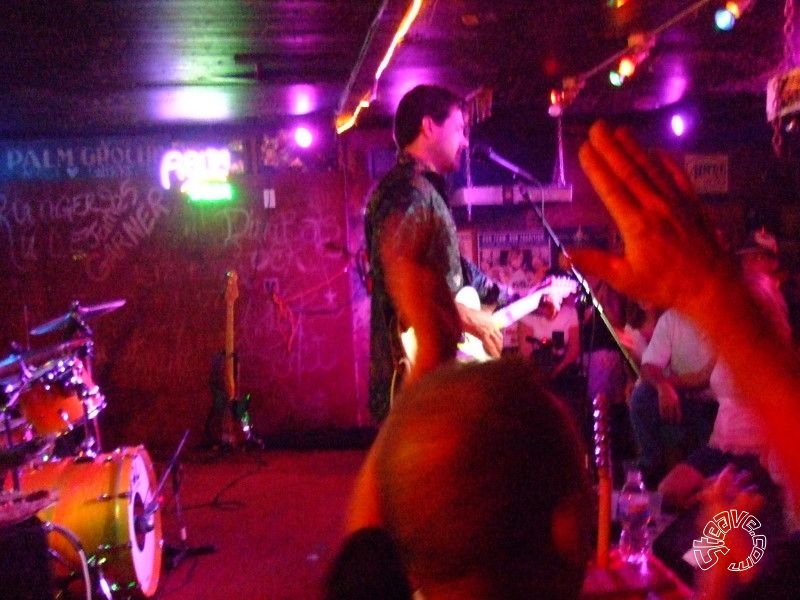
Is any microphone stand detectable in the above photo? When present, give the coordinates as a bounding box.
[516,182,639,378]
[149,429,217,570]
[471,145,638,375]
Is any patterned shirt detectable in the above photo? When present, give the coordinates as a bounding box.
[364,151,501,421]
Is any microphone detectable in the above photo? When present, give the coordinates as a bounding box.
[135,499,158,535]
[470,144,541,186]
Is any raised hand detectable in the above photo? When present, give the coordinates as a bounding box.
[570,121,736,315]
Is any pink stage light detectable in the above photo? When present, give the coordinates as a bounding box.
[294,127,313,149]
[670,114,686,137]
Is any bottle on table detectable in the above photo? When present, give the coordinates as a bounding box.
[617,466,651,564]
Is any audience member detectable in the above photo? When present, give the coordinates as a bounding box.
[659,229,792,511]
[518,294,580,379]
[581,273,630,407]
[572,120,800,597]
[621,300,661,367]
[357,358,592,600]
[627,307,718,487]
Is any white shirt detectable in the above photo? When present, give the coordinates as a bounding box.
[519,304,578,344]
[641,309,715,384]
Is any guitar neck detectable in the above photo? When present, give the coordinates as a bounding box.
[490,291,545,330]
[224,301,236,401]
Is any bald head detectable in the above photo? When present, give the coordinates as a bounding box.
[374,358,592,599]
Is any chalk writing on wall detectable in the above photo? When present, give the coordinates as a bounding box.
[0,180,171,280]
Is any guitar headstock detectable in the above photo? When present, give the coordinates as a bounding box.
[544,276,578,311]
[224,270,239,305]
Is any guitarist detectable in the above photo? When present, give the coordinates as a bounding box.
[365,85,508,423]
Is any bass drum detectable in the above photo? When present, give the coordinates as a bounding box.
[19,446,163,598]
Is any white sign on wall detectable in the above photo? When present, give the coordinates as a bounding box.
[684,154,728,195]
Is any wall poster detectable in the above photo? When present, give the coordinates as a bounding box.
[477,229,551,297]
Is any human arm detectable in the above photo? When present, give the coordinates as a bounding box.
[456,301,503,358]
[380,212,462,387]
[570,120,800,501]
[459,256,505,358]
[639,362,682,423]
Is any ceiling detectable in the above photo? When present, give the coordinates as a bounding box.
[0,0,790,137]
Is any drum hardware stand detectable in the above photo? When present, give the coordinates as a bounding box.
[43,521,96,600]
[1,361,33,491]
[140,429,216,570]
[72,339,103,462]
[73,390,104,462]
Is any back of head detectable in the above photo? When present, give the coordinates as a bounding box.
[393,84,464,150]
[374,358,592,599]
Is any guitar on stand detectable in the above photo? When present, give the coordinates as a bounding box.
[204,270,262,450]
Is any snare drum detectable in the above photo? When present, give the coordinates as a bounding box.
[19,446,163,598]
[19,356,105,437]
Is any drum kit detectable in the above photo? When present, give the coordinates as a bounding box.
[1,299,163,599]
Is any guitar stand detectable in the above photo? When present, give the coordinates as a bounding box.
[157,430,217,570]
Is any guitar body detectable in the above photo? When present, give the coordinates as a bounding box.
[400,276,578,366]
[453,286,491,361]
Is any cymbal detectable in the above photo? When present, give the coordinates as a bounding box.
[0,353,25,381]
[0,338,91,382]
[30,299,126,335]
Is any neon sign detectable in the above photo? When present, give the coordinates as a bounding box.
[160,147,234,202]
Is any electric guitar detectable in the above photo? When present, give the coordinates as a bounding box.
[206,270,258,449]
[400,275,578,365]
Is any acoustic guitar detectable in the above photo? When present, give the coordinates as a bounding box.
[400,275,578,365]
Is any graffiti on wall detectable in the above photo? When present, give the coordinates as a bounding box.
[0,179,170,280]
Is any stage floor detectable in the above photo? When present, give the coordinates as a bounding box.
[153,447,365,600]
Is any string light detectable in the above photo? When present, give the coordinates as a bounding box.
[549,77,584,116]
[714,1,755,31]
[558,0,755,109]
[608,32,655,87]
[670,113,687,136]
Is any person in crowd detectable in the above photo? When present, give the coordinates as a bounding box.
[342,357,593,600]
[364,84,505,422]
[572,117,800,522]
[658,229,792,511]
[621,300,662,367]
[517,291,584,428]
[570,121,800,599]
[627,306,718,488]
[518,293,580,380]
[580,254,631,406]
